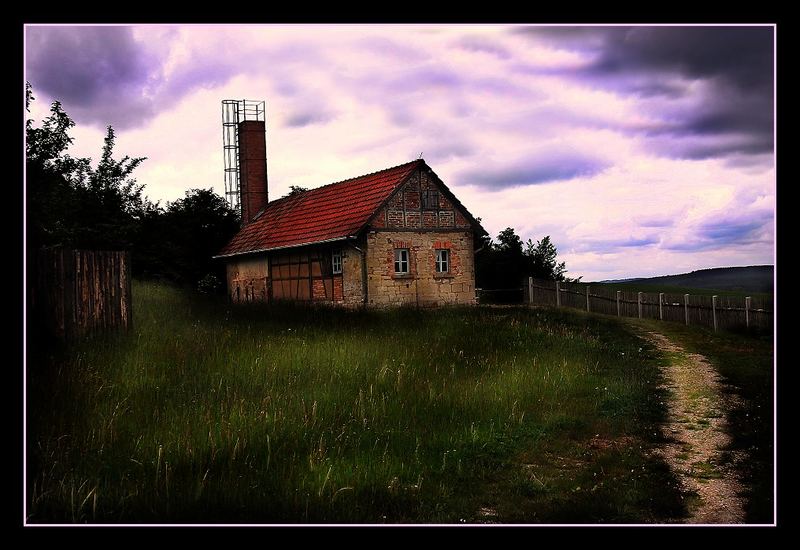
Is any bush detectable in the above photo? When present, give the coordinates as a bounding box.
[197,273,222,294]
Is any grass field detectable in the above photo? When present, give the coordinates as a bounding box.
[27,281,691,523]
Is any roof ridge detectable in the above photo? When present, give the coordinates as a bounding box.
[287,159,423,197]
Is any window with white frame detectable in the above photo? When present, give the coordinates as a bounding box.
[332,250,342,274]
[394,248,409,274]
[435,249,450,273]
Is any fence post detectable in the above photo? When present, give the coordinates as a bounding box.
[616,290,621,317]
[528,276,534,305]
[745,296,751,328]
[555,281,561,307]
[586,285,590,312]
[659,293,664,321]
[712,295,718,332]
[638,292,643,319]
[684,294,689,326]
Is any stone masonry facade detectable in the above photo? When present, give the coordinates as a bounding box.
[366,230,476,306]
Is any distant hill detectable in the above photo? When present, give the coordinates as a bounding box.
[598,265,773,294]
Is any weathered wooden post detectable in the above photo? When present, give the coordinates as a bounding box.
[555,281,561,307]
[528,276,534,305]
[745,296,751,328]
[712,295,718,332]
[684,294,689,326]
[638,292,643,319]
[586,285,590,312]
[616,290,621,317]
[659,293,664,321]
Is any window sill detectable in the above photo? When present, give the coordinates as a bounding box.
[392,274,415,280]
[434,273,455,279]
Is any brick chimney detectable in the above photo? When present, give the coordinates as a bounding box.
[238,120,268,224]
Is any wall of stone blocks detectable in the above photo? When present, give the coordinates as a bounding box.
[365,230,476,306]
[341,244,365,306]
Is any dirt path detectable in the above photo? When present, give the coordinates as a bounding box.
[639,330,747,524]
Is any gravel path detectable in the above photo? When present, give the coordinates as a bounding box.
[640,330,747,524]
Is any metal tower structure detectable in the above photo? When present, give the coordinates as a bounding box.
[221,100,266,213]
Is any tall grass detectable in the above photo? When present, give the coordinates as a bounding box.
[27,281,681,523]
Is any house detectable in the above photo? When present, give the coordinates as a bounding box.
[215,121,487,306]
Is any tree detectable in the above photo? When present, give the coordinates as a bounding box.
[475,228,580,300]
[133,188,240,288]
[285,185,309,197]
[26,84,149,251]
[525,235,568,281]
[26,84,238,292]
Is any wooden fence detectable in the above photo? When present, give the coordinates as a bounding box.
[32,249,132,341]
[524,277,773,333]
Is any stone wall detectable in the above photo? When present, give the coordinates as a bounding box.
[365,230,476,306]
[341,243,365,306]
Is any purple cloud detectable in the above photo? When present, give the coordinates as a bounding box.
[637,216,675,228]
[456,35,511,59]
[356,36,428,62]
[460,149,608,190]
[25,26,161,128]
[284,108,336,128]
[517,26,774,160]
[572,235,660,254]
[664,214,773,252]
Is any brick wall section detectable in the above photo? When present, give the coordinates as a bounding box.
[226,255,269,303]
[405,211,422,228]
[387,210,404,227]
[373,166,475,232]
[312,278,326,300]
[238,121,268,224]
[366,230,476,306]
[404,191,421,209]
[438,211,455,227]
[422,211,437,228]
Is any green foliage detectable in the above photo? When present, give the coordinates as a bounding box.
[27,282,682,523]
[134,188,240,287]
[285,185,309,197]
[26,84,240,289]
[476,228,579,300]
[26,86,149,251]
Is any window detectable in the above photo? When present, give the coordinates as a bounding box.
[435,249,450,273]
[422,189,439,210]
[332,250,342,274]
[394,248,409,274]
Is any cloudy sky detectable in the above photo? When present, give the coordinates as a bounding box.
[24,24,775,281]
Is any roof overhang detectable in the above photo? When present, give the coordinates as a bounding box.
[212,235,353,260]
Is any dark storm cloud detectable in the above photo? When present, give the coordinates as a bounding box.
[461,150,608,190]
[25,26,254,129]
[587,27,773,92]
[664,215,772,252]
[517,26,774,160]
[26,26,162,128]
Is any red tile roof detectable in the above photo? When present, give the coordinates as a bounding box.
[217,160,424,257]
